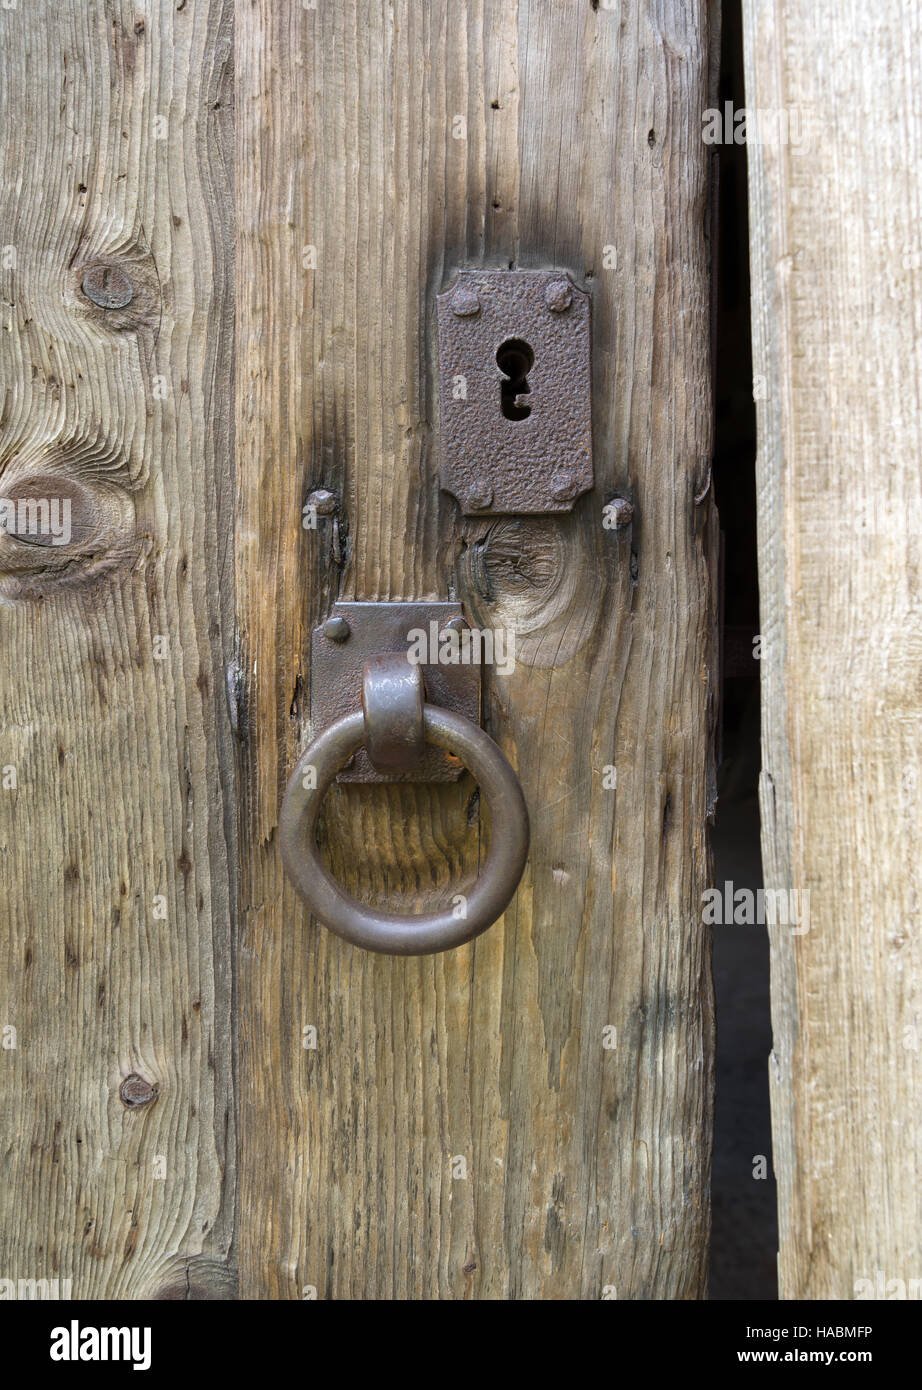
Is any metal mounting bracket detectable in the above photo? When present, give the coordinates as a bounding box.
[310,601,481,784]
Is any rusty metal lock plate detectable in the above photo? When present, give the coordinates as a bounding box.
[310,602,481,783]
[437,269,593,515]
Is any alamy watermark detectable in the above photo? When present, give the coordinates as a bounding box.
[702,880,810,934]
[0,496,71,546]
[0,1276,72,1299]
[702,101,813,150]
[50,1320,151,1370]
[854,1271,922,1300]
[406,620,515,677]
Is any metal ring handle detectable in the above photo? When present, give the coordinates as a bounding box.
[280,704,529,955]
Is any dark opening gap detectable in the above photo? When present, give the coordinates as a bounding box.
[709,0,778,1301]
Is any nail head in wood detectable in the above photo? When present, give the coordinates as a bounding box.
[306,488,337,516]
[81,264,135,310]
[605,496,634,528]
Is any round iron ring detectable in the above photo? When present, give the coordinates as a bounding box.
[280,705,529,955]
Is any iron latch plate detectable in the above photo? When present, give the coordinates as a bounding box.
[437,269,593,515]
[311,601,481,784]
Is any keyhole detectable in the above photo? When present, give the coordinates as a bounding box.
[496,338,534,421]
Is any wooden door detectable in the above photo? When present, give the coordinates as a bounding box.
[744,0,922,1300]
[1,0,717,1300]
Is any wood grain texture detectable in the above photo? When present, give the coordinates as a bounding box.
[743,0,922,1299]
[0,0,236,1299]
[236,0,717,1299]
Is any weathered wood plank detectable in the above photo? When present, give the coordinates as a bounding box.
[236,0,716,1298]
[0,0,236,1299]
[743,0,922,1298]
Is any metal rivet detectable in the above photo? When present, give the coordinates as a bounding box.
[323,616,351,643]
[450,284,481,317]
[120,1073,157,1108]
[468,483,493,509]
[551,472,580,502]
[544,278,573,313]
[81,264,135,310]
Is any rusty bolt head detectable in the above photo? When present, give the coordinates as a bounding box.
[120,1073,157,1108]
[450,284,481,317]
[544,278,573,313]
[81,263,135,310]
[605,496,634,529]
[306,488,337,516]
[551,471,580,503]
[322,616,351,643]
[467,483,494,510]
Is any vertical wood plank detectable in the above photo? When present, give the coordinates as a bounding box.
[0,0,236,1299]
[744,0,922,1297]
[236,0,716,1299]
